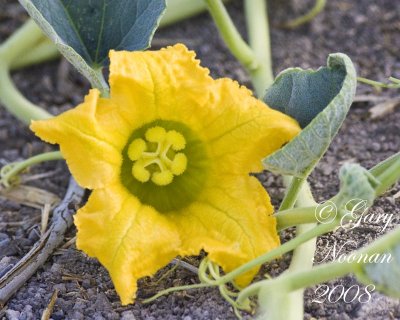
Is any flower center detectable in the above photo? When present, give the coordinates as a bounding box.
[127,126,188,186]
[120,120,209,213]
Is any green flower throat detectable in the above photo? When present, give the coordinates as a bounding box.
[120,120,209,212]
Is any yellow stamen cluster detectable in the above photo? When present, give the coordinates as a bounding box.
[127,126,188,186]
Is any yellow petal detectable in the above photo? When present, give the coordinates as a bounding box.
[172,174,279,286]
[108,44,214,130]
[75,183,180,305]
[30,90,129,189]
[203,78,300,174]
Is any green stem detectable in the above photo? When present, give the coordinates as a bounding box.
[210,221,336,285]
[253,156,400,318]
[205,0,274,96]
[357,76,400,89]
[282,180,317,320]
[10,39,59,70]
[0,19,43,65]
[275,206,317,230]
[239,224,400,306]
[281,0,326,29]
[0,151,63,187]
[160,0,229,27]
[389,77,400,85]
[283,224,316,319]
[142,283,211,304]
[276,152,400,230]
[204,0,257,71]
[374,156,400,196]
[238,257,350,308]
[254,281,291,320]
[0,64,52,124]
[370,152,399,178]
[0,22,106,122]
[279,176,305,211]
[0,20,52,123]
[244,0,274,96]
[91,67,109,98]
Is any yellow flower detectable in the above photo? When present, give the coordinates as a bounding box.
[31,44,300,305]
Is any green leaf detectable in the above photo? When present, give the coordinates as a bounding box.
[355,231,400,298]
[19,0,166,88]
[263,53,357,178]
[336,163,378,208]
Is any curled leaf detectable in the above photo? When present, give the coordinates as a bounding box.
[336,163,378,208]
[263,53,357,178]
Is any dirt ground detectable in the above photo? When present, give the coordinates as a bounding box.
[0,0,399,319]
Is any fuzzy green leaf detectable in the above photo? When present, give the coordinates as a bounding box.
[336,163,378,208]
[263,53,357,178]
[18,0,166,87]
[356,236,400,298]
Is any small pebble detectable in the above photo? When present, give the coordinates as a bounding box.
[121,311,136,320]
[5,310,20,320]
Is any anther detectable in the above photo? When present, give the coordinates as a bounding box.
[128,126,188,186]
[132,160,151,183]
[170,153,187,175]
[152,171,174,186]
[166,131,186,151]
[145,126,166,143]
[128,139,147,161]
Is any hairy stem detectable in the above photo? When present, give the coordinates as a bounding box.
[0,20,52,123]
[370,152,399,178]
[255,154,400,317]
[142,283,212,304]
[276,152,400,230]
[275,206,317,230]
[205,0,274,96]
[389,77,400,84]
[373,156,400,196]
[1,151,63,187]
[279,176,305,211]
[0,64,52,124]
[204,0,257,70]
[238,257,350,309]
[281,0,326,29]
[161,0,230,27]
[10,38,59,70]
[279,178,317,320]
[357,76,400,89]
[0,19,42,65]
[239,224,400,308]
[91,67,109,98]
[244,0,274,96]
